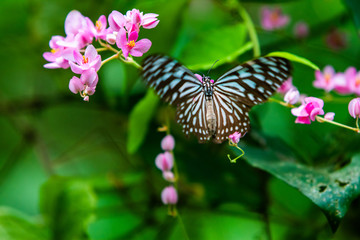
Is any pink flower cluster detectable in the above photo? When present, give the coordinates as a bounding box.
[260,7,309,39]
[155,135,178,205]
[43,9,158,101]
[314,66,360,95]
[278,78,334,124]
[229,132,241,145]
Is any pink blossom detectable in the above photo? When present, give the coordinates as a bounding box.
[69,68,99,97]
[87,15,110,41]
[155,152,173,172]
[43,36,73,69]
[293,21,309,39]
[324,112,335,121]
[162,171,175,182]
[229,132,241,144]
[124,9,159,32]
[348,98,360,119]
[141,13,160,29]
[326,29,347,51]
[161,135,175,151]
[278,78,294,95]
[261,7,289,31]
[161,186,178,205]
[108,10,126,32]
[116,28,151,59]
[284,88,300,104]
[291,97,325,124]
[64,10,93,48]
[194,74,203,83]
[69,44,101,74]
[346,67,360,95]
[333,68,354,95]
[313,66,336,92]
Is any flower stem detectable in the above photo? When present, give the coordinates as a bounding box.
[238,6,261,57]
[356,117,359,130]
[227,145,245,163]
[124,56,142,70]
[315,116,360,133]
[268,97,294,108]
[101,52,120,66]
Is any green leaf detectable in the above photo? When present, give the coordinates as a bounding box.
[266,51,320,70]
[0,207,48,240]
[127,89,159,154]
[179,23,250,70]
[344,0,360,30]
[40,176,97,240]
[242,146,360,232]
[101,60,127,106]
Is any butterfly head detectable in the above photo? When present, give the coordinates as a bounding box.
[202,76,214,98]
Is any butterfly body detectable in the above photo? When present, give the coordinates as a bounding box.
[142,55,292,143]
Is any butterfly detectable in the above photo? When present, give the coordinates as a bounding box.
[142,55,292,143]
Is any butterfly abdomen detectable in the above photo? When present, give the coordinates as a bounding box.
[206,99,216,136]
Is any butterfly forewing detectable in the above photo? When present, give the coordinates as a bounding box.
[215,57,291,107]
[142,55,202,105]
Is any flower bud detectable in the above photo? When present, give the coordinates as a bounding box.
[161,135,175,151]
[161,186,178,205]
[324,112,335,121]
[155,152,173,171]
[284,88,300,104]
[348,98,360,118]
[162,171,175,182]
[229,131,241,144]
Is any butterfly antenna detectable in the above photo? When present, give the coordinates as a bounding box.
[207,60,219,76]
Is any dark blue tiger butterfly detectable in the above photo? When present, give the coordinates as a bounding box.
[142,55,292,143]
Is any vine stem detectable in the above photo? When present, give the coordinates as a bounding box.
[238,5,261,57]
[227,144,245,163]
[316,116,360,133]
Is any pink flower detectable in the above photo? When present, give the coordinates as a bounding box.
[333,68,354,95]
[284,88,300,104]
[313,66,336,92]
[108,10,126,32]
[64,10,93,48]
[141,13,160,29]
[161,186,178,205]
[43,36,73,69]
[116,28,151,59]
[229,132,241,144]
[69,44,101,74]
[348,98,360,119]
[155,152,173,172]
[278,78,294,95]
[291,97,325,124]
[194,74,203,83]
[69,68,99,98]
[346,67,360,95]
[293,21,309,39]
[161,135,175,151]
[162,171,175,182]
[261,7,289,31]
[87,15,110,41]
[124,9,159,32]
[324,112,335,121]
[326,29,347,51]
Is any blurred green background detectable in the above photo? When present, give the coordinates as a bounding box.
[1,0,360,239]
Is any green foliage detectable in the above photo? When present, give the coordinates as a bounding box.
[243,145,360,232]
[266,51,320,70]
[0,207,47,240]
[127,89,159,154]
[40,177,97,240]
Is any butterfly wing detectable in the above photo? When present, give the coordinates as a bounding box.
[212,57,292,142]
[142,55,202,105]
[142,55,208,141]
